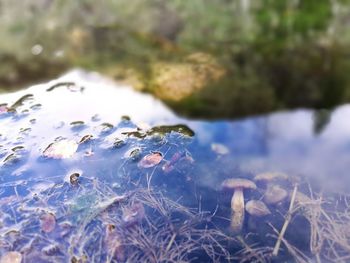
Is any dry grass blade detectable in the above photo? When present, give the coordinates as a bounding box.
[272,184,298,256]
[234,236,272,263]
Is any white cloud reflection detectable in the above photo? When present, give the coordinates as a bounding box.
[190,107,350,193]
[2,70,350,193]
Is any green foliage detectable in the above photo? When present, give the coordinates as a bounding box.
[0,0,350,118]
[255,0,332,40]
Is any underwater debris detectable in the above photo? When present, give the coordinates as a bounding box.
[122,202,145,227]
[112,138,125,148]
[121,115,131,121]
[147,124,195,137]
[9,94,34,110]
[0,251,22,263]
[124,147,142,161]
[78,135,93,144]
[69,173,80,185]
[70,121,86,130]
[2,153,21,165]
[42,243,61,256]
[138,151,163,168]
[30,104,42,110]
[19,127,31,136]
[11,146,25,152]
[91,114,101,122]
[46,82,76,92]
[122,124,194,139]
[114,188,234,262]
[98,122,114,133]
[272,185,298,256]
[40,212,56,233]
[0,105,8,115]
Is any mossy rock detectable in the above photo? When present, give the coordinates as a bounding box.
[150,53,226,101]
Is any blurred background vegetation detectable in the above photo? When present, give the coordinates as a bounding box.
[1,0,350,118]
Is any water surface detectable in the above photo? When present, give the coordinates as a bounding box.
[0,70,349,262]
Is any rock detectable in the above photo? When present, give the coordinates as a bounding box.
[151,53,226,101]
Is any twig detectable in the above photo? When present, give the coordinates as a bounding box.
[272,184,298,257]
[166,233,177,252]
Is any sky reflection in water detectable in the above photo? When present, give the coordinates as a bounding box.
[0,69,350,261]
[2,69,348,193]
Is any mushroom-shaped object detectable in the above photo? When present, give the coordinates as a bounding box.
[292,191,312,206]
[254,172,288,186]
[246,200,271,217]
[264,184,288,205]
[221,178,256,232]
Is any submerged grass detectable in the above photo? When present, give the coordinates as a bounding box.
[2,169,350,262]
[90,187,236,262]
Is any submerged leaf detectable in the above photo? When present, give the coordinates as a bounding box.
[138,152,163,168]
[122,203,145,226]
[0,251,22,263]
[42,140,78,159]
[0,105,8,114]
[40,213,56,233]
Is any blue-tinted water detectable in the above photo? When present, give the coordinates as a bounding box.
[0,70,349,262]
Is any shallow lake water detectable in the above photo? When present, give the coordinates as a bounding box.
[0,70,349,262]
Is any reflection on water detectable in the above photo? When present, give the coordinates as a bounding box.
[0,70,350,262]
[191,107,350,192]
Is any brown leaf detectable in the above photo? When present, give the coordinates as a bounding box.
[0,251,22,263]
[42,140,78,159]
[0,105,8,114]
[137,152,163,168]
[122,203,145,226]
[40,213,56,233]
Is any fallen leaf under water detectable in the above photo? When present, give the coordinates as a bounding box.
[0,105,8,114]
[40,213,56,233]
[138,152,163,168]
[122,203,145,226]
[0,251,22,263]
